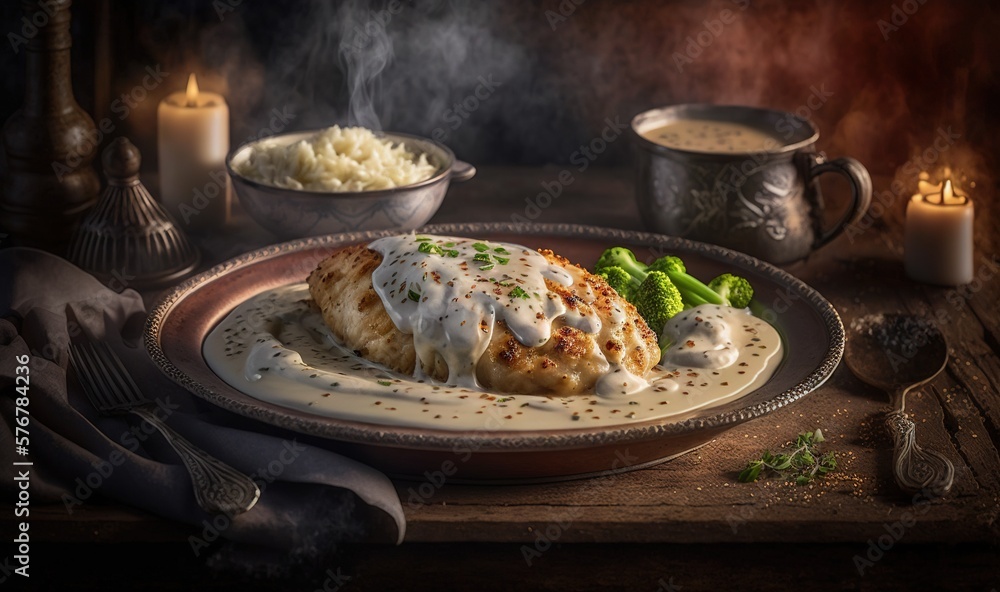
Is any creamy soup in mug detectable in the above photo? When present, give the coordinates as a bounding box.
[640,119,784,153]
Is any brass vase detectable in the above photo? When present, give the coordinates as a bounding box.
[1,0,101,252]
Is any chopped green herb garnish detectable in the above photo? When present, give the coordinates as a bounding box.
[473,253,492,264]
[418,242,444,255]
[444,242,456,247]
[377,380,392,387]
[445,249,460,257]
[493,247,510,255]
[479,263,494,271]
[495,256,510,265]
[738,429,837,485]
[415,236,432,242]
[496,397,513,403]
[408,288,421,302]
[509,286,530,299]
[472,242,490,252]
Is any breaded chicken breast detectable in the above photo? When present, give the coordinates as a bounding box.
[307,242,659,395]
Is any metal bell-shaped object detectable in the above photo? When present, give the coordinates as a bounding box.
[68,137,199,290]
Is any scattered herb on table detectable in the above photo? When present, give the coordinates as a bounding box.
[377,380,393,387]
[738,429,837,485]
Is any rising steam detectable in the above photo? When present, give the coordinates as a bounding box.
[120,0,995,239]
[337,0,393,130]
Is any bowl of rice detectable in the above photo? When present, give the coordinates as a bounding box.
[227,125,475,239]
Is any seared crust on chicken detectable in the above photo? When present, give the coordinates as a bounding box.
[307,244,659,395]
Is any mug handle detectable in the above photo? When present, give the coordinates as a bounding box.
[802,153,873,249]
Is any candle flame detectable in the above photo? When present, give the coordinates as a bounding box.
[920,177,968,206]
[942,179,954,203]
[941,179,967,205]
[186,73,199,107]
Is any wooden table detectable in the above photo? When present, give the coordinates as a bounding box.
[14,166,1000,591]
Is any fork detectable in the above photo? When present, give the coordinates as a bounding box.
[70,339,261,515]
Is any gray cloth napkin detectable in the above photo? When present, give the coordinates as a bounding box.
[0,247,405,559]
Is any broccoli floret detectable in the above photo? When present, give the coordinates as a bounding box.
[648,255,724,308]
[593,248,756,338]
[708,273,754,308]
[598,266,639,300]
[633,271,684,336]
[594,247,648,283]
[647,255,686,275]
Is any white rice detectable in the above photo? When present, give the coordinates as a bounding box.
[237,125,437,192]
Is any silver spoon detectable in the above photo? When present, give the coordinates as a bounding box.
[844,313,955,497]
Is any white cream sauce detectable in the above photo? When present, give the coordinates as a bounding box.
[204,282,784,432]
[662,309,741,369]
[640,119,784,153]
[368,234,600,389]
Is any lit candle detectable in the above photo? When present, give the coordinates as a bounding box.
[157,73,230,230]
[904,178,974,285]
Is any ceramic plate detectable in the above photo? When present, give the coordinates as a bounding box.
[145,223,843,482]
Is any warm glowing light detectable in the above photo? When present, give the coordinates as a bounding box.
[905,172,975,285]
[915,174,967,206]
[186,73,199,107]
[942,180,955,203]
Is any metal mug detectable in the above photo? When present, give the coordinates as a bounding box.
[631,104,872,264]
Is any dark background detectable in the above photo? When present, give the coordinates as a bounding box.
[3,4,999,589]
[1,0,997,210]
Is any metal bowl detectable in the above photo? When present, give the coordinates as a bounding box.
[226,130,476,239]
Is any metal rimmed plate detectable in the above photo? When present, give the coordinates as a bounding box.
[145,223,843,482]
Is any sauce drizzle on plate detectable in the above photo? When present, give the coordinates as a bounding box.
[203,284,783,432]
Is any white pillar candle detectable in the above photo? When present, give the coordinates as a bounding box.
[157,73,230,231]
[904,179,974,285]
